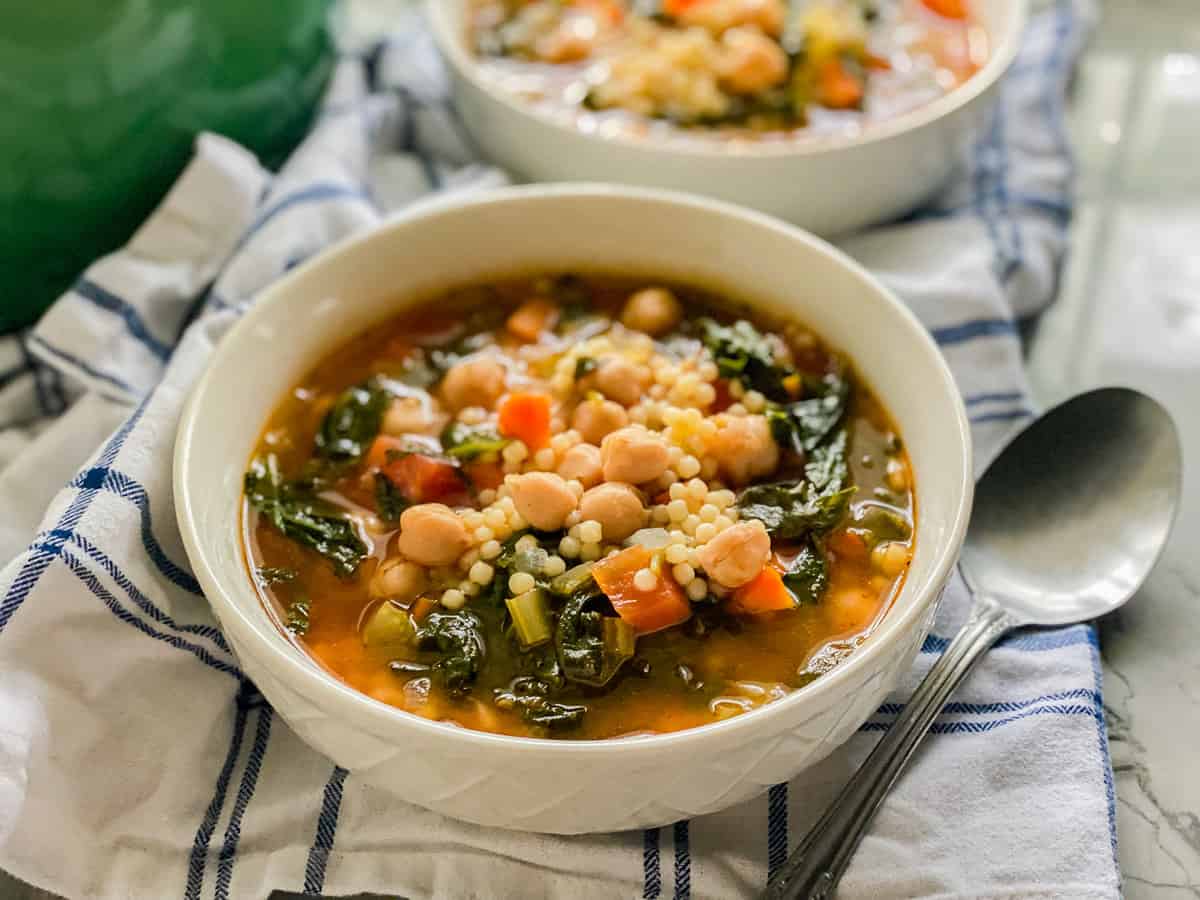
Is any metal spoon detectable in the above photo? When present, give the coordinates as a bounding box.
[764,387,1182,900]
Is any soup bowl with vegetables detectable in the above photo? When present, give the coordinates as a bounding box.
[428,0,1027,235]
[175,185,972,833]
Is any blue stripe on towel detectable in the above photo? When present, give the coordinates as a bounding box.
[861,701,1097,735]
[0,399,147,633]
[303,766,350,895]
[672,820,690,900]
[964,391,1026,407]
[26,333,137,396]
[930,318,1018,346]
[766,784,788,882]
[922,625,1092,655]
[1085,627,1120,873]
[970,408,1035,426]
[215,703,274,900]
[187,687,254,900]
[642,828,662,899]
[73,278,173,362]
[875,687,1097,719]
[68,467,203,596]
[243,182,374,244]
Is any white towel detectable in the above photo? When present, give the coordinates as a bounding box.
[0,3,1117,898]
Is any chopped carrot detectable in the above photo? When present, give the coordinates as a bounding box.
[506,298,560,343]
[662,0,703,15]
[366,436,471,506]
[864,52,892,71]
[497,392,553,451]
[827,529,869,563]
[728,567,797,616]
[920,0,968,19]
[592,546,692,635]
[816,58,865,110]
[409,596,436,622]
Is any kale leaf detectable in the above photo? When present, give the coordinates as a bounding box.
[315,380,391,462]
[255,566,297,586]
[781,540,829,606]
[737,480,856,539]
[698,318,787,398]
[245,456,368,577]
[416,610,487,695]
[554,592,633,687]
[373,472,408,524]
[766,373,850,454]
[494,674,586,730]
[284,597,311,635]
[805,429,849,494]
[440,421,509,461]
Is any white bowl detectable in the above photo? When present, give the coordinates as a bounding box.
[427,0,1028,236]
[175,185,973,833]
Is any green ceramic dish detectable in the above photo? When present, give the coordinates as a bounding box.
[0,0,334,333]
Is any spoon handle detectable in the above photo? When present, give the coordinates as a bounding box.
[762,600,1015,900]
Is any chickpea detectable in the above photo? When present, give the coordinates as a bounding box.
[872,541,911,578]
[588,356,649,408]
[621,287,683,337]
[440,355,506,413]
[508,472,579,532]
[557,442,604,488]
[572,397,629,445]
[382,392,443,436]
[601,426,671,485]
[719,26,790,95]
[396,504,471,567]
[578,482,646,542]
[709,414,779,486]
[678,0,786,37]
[369,558,427,603]
[696,522,771,589]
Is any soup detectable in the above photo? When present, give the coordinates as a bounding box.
[243,275,915,739]
[468,0,988,144]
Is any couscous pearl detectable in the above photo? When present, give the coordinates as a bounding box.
[462,580,481,597]
[579,520,603,544]
[727,403,747,416]
[464,512,484,530]
[478,489,497,507]
[743,391,766,413]
[468,561,494,585]
[729,380,746,399]
[694,522,717,543]
[534,448,556,470]
[484,508,506,529]
[696,384,717,407]
[710,489,735,509]
[672,563,695,586]
[665,543,689,565]
[649,384,667,399]
[686,479,707,500]
[502,441,529,464]
[686,578,708,602]
[516,534,538,552]
[699,503,719,522]
[652,506,671,524]
[566,479,585,498]
[633,568,658,591]
[480,540,502,560]
[658,470,678,489]
[668,445,684,465]
[559,535,581,558]
[580,542,602,562]
[550,434,571,454]
[544,555,567,577]
[667,499,689,522]
[441,589,466,610]
[699,361,718,382]
[499,497,516,514]
[458,549,480,571]
[682,515,700,536]
[565,510,583,528]
[509,572,537,595]
[713,515,735,532]
[669,530,688,545]
[474,527,494,543]
[509,512,528,531]
[699,420,718,439]
[669,482,687,501]
[677,455,701,479]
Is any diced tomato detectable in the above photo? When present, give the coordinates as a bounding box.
[711,379,736,413]
[497,392,553,451]
[409,596,436,622]
[592,546,692,635]
[827,529,869,563]
[464,460,505,492]
[920,0,968,20]
[662,0,703,15]
[816,58,865,110]
[506,298,559,343]
[366,436,471,506]
[728,567,796,615]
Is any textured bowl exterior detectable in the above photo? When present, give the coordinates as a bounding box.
[175,186,973,834]
[426,0,1028,237]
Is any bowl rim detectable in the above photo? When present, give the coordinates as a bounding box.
[174,183,974,758]
[424,0,1030,160]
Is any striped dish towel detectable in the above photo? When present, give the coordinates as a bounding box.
[0,2,1114,898]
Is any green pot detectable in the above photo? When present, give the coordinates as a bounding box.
[0,0,335,333]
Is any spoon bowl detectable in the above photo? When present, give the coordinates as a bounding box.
[962,387,1182,626]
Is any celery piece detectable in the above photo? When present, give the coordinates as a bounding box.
[507,589,552,649]
[361,600,417,652]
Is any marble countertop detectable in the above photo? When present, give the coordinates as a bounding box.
[3,1,1198,898]
[1028,0,1200,894]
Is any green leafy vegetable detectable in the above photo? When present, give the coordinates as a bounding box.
[494,675,586,730]
[373,473,408,524]
[738,480,856,539]
[555,592,635,687]
[574,357,598,379]
[781,540,829,605]
[767,373,850,454]
[284,597,311,635]
[698,318,787,397]
[440,421,508,461]
[255,566,297,586]
[245,456,368,577]
[805,429,849,494]
[315,381,390,462]
[416,610,487,695]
